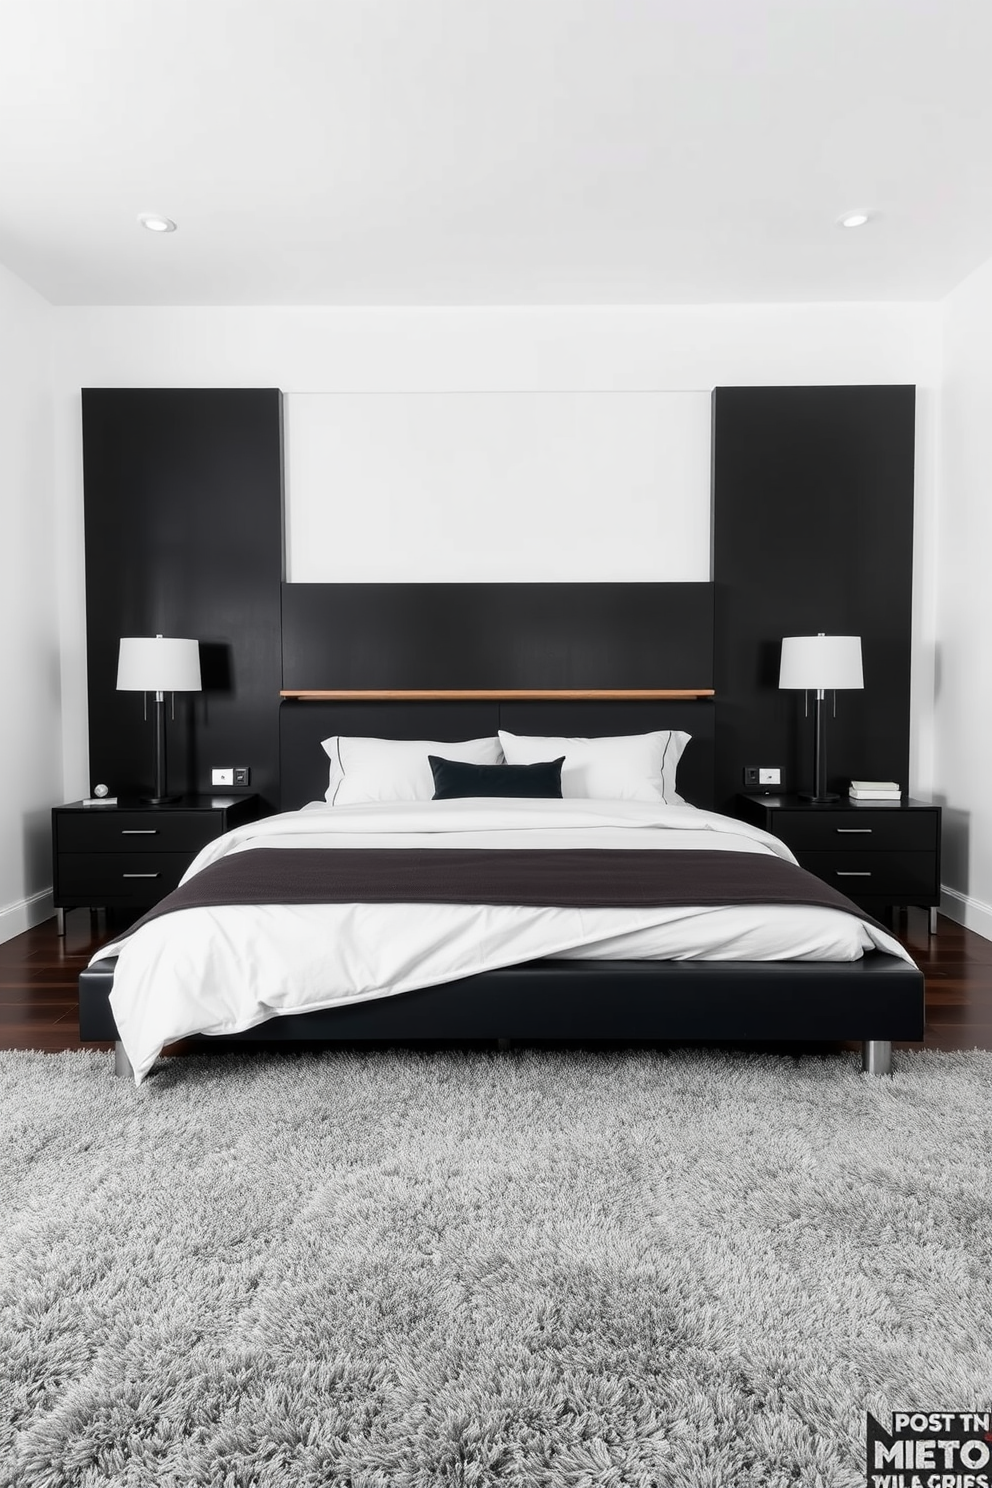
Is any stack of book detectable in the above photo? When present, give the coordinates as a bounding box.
[849,780,901,801]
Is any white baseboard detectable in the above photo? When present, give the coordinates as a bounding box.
[0,887,55,946]
[939,884,992,944]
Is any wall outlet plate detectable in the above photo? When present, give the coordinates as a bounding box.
[744,765,785,792]
[233,767,251,786]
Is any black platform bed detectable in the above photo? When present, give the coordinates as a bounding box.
[78,693,925,1079]
[79,950,922,1077]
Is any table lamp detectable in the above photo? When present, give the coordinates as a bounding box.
[779,633,863,803]
[117,635,202,803]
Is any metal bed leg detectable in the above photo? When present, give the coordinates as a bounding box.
[497,1038,512,1051]
[862,1039,892,1076]
[114,1041,134,1081]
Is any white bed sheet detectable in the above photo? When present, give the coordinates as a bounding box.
[89,799,913,1084]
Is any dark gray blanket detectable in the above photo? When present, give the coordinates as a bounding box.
[128,848,881,934]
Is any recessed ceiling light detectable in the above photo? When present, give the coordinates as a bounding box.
[137,213,177,233]
[839,212,870,229]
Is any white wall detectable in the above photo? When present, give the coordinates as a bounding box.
[934,251,992,935]
[53,302,940,809]
[285,390,712,582]
[0,261,61,940]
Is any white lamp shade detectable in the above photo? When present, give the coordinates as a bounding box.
[779,634,863,690]
[117,636,201,692]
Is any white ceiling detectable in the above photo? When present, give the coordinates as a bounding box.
[1,0,991,306]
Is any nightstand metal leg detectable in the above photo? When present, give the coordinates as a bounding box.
[862,1039,892,1076]
[114,1041,134,1081]
[929,906,938,935]
[56,908,66,936]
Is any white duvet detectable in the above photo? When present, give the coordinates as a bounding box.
[90,798,913,1083]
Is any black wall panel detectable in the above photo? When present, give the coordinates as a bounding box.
[81,385,915,825]
[712,386,915,811]
[82,390,284,810]
[282,582,713,691]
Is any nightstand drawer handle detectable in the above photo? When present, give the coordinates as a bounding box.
[121,829,158,835]
[122,872,160,879]
[836,828,872,834]
[836,870,871,877]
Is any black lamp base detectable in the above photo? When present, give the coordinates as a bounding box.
[802,692,841,806]
[146,698,179,806]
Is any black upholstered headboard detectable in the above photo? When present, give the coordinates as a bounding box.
[279,698,715,811]
[277,579,716,810]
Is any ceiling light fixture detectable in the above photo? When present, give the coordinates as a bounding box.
[839,211,870,229]
[137,213,177,233]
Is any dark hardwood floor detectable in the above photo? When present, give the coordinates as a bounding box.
[2,907,992,1060]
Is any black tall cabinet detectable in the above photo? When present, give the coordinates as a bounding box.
[712,385,916,813]
[82,390,284,811]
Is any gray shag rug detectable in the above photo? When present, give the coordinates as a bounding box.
[1,1047,990,1487]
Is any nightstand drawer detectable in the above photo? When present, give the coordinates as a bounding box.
[796,850,938,899]
[772,811,936,854]
[57,811,221,855]
[56,852,193,900]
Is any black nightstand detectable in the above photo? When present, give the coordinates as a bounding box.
[736,793,942,933]
[52,794,260,933]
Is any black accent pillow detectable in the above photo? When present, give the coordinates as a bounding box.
[429,755,565,800]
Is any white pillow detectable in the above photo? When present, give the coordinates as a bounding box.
[321,735,504,805]
[498,728,690,804]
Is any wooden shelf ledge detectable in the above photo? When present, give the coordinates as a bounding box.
[279,689,715,701]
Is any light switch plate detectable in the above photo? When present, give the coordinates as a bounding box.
[759,767,782,786]
[211,767,234,786]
